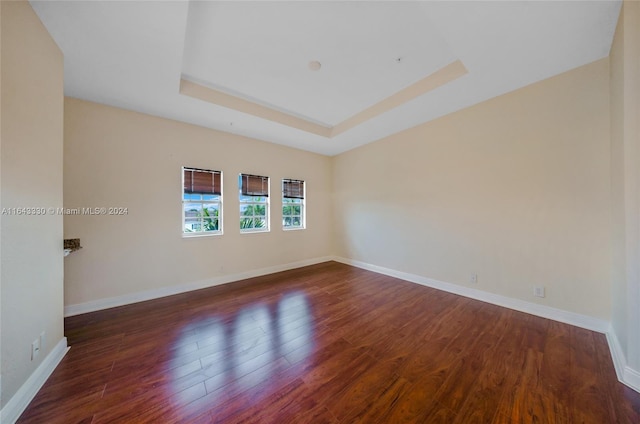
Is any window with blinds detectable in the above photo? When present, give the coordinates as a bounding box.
[182,167,222,235]
[282,179,305,229]
[239,174,269,232]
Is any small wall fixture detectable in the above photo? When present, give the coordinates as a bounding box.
[308,60,321,71]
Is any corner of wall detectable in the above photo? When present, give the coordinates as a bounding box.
[1,0,65,414]
[608,0,640,394]
[607,326,640,393]
[0,340,69,424]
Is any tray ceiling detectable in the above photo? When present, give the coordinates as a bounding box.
[31,1,621,156]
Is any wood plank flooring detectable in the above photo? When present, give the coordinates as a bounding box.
[17,261,640,423]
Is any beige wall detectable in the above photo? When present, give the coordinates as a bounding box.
[610,0,640,375]
[333,58,611,320]
[63,98,333,307]
[1,0,64,408]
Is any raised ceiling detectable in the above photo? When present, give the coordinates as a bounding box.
[31,1,621,156]
[183,2,459,127]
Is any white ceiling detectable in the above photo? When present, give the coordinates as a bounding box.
[183,2,457,126]
[30,1,621,156]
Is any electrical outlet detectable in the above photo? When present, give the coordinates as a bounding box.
[534,286,545,298]
[40,331,46,353]
[470,274,478,284]
[31,338,41,361]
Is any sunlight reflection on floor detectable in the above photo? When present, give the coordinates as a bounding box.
[168,290,316,410]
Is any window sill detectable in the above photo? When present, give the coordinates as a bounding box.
[240,229,270,235]
[182,232,223,238]
[283,227,305,232]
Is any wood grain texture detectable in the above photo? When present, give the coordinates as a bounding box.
[16,262,640,423]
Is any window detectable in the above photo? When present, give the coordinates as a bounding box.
[282,179,305,230]
[182,167,222,235]
[239,174,269,233]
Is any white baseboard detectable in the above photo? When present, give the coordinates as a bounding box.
[606,327,640,392]
[332,256,609,333]
[64,256,334,317]
[606,328,627,382]
[624,365,640,392]
[0,338,69,424]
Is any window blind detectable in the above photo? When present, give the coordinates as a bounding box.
[183,168,221,195]
[241,174,269,197]
[283,179,304,199]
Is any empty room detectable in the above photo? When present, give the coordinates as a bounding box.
[1,0,640,423]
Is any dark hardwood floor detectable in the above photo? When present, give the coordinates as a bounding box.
[17,261,640,423]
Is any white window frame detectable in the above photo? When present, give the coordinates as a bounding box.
[282,179,305,230]
[182,167,223,237]
[239,174,270,234]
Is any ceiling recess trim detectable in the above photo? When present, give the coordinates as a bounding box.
[331,60,467,137]
[180,59,468,138]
